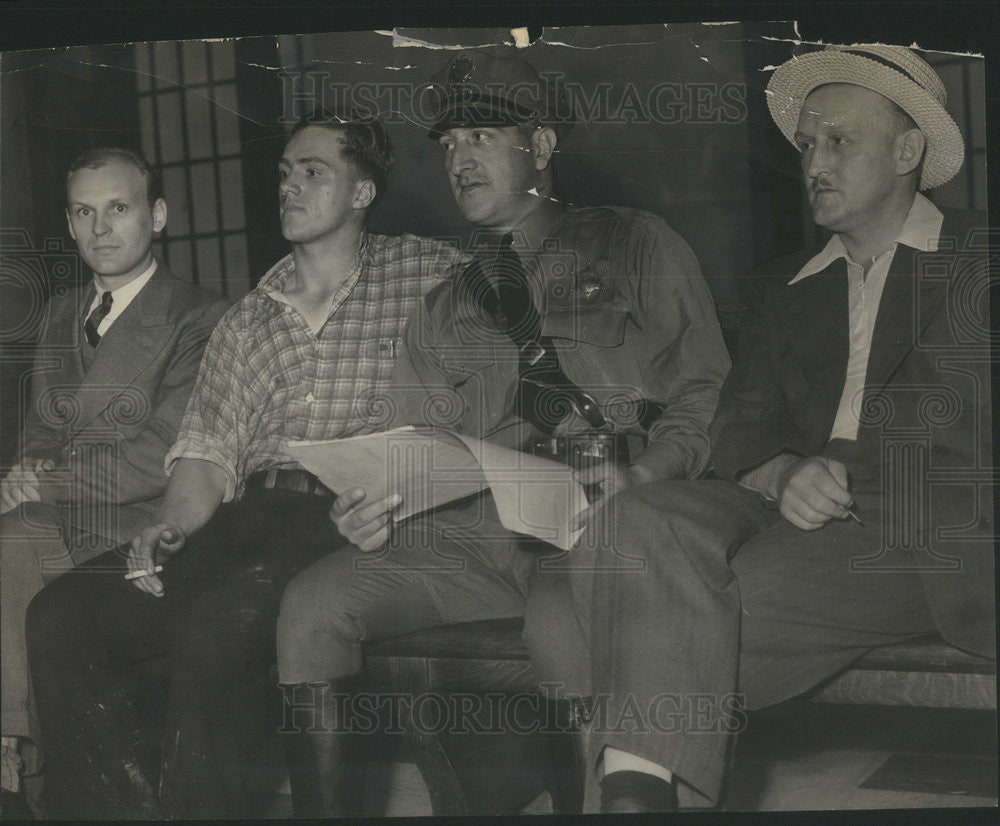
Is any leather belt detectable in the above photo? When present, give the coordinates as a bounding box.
[245,468,333,498]
[525,433,632,468]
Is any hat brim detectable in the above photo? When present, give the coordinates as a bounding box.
[427,95,538,139]
[766,50,965,190]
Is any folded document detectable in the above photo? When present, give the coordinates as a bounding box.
[285,427,587,550]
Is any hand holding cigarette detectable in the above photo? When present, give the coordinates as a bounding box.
[126,523,186,598]
[124,565,164,581]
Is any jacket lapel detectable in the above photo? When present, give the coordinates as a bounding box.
[69,265,175,438]
[776,258,850,373]
[863,241,950,392]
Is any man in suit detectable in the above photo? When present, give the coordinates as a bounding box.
[567,44,994,812]
[0,147,228,814]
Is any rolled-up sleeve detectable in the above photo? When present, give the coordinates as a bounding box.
[164,310,245,501]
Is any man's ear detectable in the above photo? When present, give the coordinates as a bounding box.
[896,128,926,178]
[531,127,558,171]
[151,198,168,233]
[65,209,77,242]
[353,179,376,211]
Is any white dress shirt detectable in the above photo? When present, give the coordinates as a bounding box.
[787,193,944,442]
[86,258,158,337]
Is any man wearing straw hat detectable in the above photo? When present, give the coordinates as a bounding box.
[567,44,993,812]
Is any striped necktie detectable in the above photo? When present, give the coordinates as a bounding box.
[84,290,113,347]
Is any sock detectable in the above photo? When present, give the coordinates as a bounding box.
[600,769,677,811]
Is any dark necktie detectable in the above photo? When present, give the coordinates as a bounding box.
[84,290,113,347]
[468,232,541,347]
[463,234,606,434]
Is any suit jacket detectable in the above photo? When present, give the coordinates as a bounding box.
[20,261,229,543]
[711,208,994,658]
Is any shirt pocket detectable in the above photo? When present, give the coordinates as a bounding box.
[542,306,628,346]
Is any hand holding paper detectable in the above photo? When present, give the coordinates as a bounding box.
[285,428,588,550]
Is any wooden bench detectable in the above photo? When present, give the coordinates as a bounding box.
[363,618,996,816]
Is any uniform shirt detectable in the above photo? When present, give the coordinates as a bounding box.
[788,192,944,442]
[390,206,731,482]
[166,233,464,501]
[85,258,158,337]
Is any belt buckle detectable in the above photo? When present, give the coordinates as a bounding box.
[568,433,617,466]
[529,436,564,459]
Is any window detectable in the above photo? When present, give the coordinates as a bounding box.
[134,39,251,297]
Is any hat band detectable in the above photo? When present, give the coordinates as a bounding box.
[442,91,539,123]
[840,49,920,86]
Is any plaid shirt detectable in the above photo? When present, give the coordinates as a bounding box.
[166,232,465,501]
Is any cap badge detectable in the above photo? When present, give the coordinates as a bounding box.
[448,55,476,87]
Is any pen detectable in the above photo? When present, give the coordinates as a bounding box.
[124,565,163,581]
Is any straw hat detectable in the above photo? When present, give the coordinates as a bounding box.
[766,44,965,190]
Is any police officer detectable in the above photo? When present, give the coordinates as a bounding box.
[274,49,731,816]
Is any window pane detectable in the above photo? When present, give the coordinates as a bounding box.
[156,91,184,164]
[167,240,193,282]
[190,161,219,233]
[135,43,151,92]
[161,166,191,236]
[224,234,251,298]
[196,238,222,290]
[152,41,181,91]
[184,89,213,160]
[211,40,236,82]
[181,40,208,85]
[219,159,246,231]
[214,83,241,155]
[138,96,156,161]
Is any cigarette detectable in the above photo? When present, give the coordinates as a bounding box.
[124,565,163,581]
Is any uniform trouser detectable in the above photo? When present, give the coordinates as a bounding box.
[25,488,345,819]
[277,492,543,684]
[1,503,111,780]
[566,448,940,808]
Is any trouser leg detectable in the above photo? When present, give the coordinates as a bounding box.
[26,489,311,818]
[157,490,345,818]
[572,475,942,809]
[277,493,534,683]
[523,567,590,696]
[567,480,774,807]
[1,505,68,762]
[276,494,538,817]
[523,568,593,814]
[26,543,171,819]
[733,484,939,711]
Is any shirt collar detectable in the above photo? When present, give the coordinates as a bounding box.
[258,232,372,301]
[91,257,157,300]
[788,193,944,285]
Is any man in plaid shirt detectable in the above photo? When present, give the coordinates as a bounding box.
[26,110,464,819]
